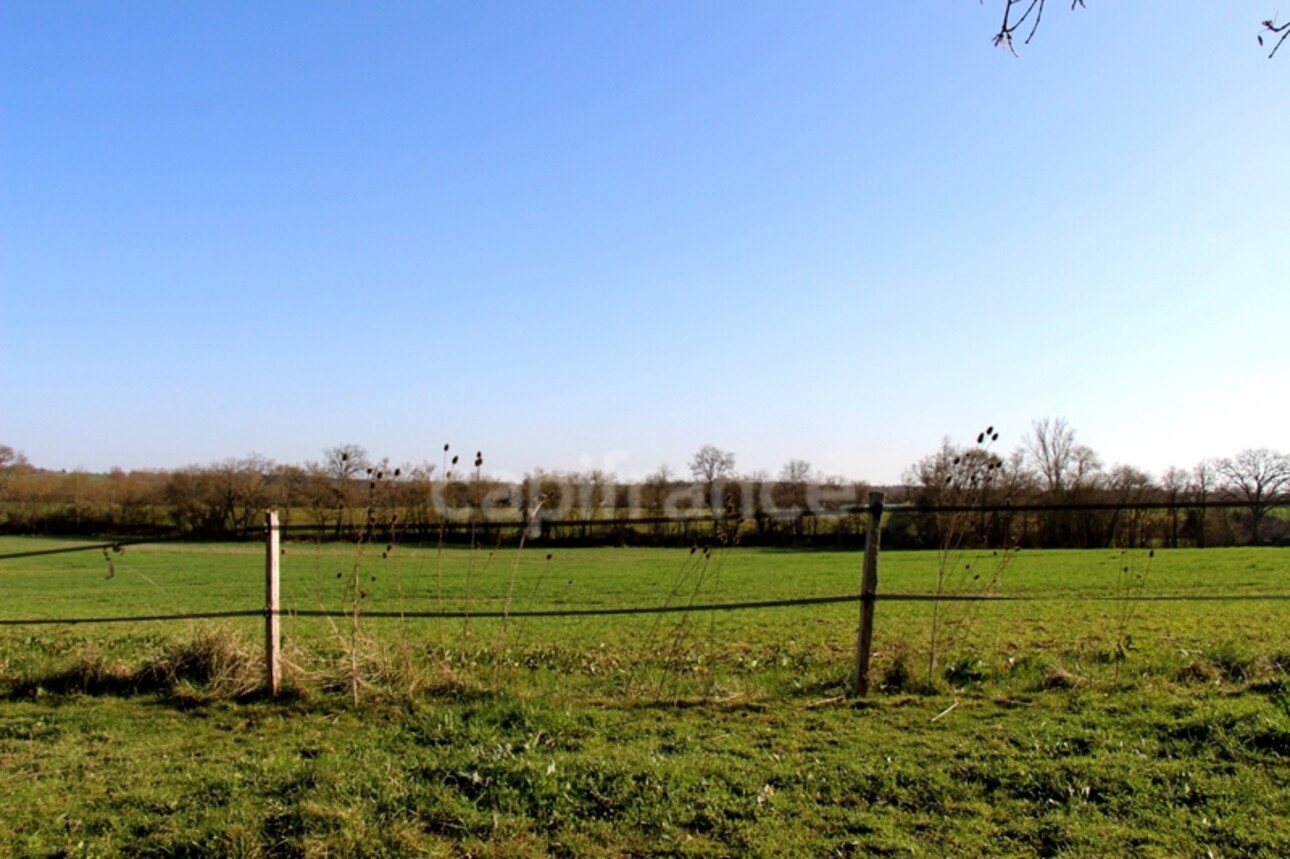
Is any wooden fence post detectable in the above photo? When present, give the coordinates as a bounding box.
[265,510,281,698]
[855,490,885,697]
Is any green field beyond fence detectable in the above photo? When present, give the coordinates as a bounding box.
[2,537,1288,691]
[1,538,1288,856]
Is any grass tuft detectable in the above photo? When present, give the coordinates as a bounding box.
[140,625,260,700]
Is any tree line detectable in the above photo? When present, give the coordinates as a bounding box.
[899,420,1289,549]
[0,424,1287,548]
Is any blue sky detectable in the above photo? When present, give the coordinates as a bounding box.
[3,2,1286,483]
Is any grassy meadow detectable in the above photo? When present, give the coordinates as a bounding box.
[1,537,1288,856]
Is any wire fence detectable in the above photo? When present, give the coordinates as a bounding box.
[3,500,1288,699]
[1,499,1287,629]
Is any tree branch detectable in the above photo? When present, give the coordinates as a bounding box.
[991,2,1279,60]
[1259,18,1290,58]
[992,0,1084,56]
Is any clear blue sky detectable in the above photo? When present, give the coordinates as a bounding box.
[3,2,1286,484]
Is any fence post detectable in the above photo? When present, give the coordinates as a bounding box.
[855,490,885,697]
[265,510,281,698]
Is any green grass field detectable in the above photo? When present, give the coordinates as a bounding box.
[1,537,1288,856]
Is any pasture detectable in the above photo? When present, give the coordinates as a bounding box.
[1,537,1288,856]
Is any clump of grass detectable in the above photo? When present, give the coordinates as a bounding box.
[1039,663,1086,691]
[6,627,258,701]
[1191,640,1272,686]
[879,644,938,695]
[7,645,136,698]
[943,653,989,688]
[139,625,259,700]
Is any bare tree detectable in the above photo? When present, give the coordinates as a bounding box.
[689,444,736,519]
[1191,458,1219,548]
[209,455,275,533]
[1024,419,1107,546]
[775,459,813,517]
[779,459,813,483]
[319,444,370,537]
[0,444,32,501]
[0,444,27,471]
[574,469,612,520]
[324,444,370,482]
[1105,464,1154,547]
[1161,466,1190,548]
[1218,448,1290,544]
[1025,417,1077,494]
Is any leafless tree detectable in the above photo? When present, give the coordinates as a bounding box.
[779,459,813,484]
[775,459,813,517]
[1218,448,1290,544]
[1105,464,1153,547]
[1162,466,1190,548]
[1191,458,1220,548]
[0,444,32,501]
[689,444,736,519]
[0,444,27,471]
[324,444,370,483]
[1025,417,1077,494]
